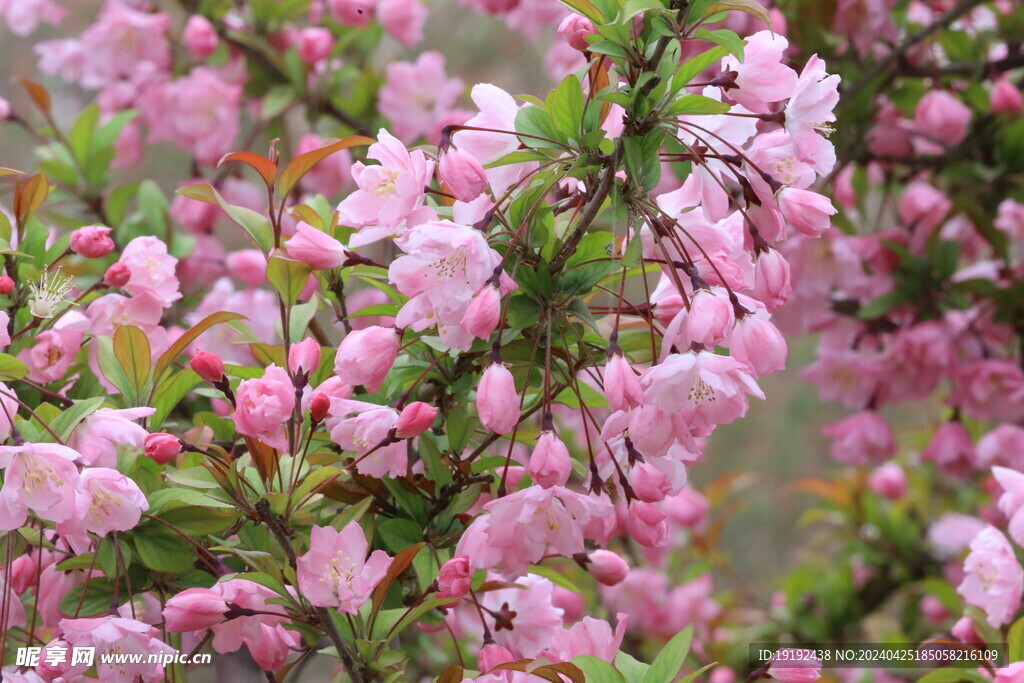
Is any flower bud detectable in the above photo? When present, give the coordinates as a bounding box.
[296,27,334,65]
[335,326,400,392]
[459,285,501,340]
[144,433,182,465]
[440,149,488,202]
[586,549,629,586]
[70,225,115,258]
[477,362,520,434]
[631,462,671,502]
[914,90,971,147]
[529,431,572,488]
[396,401,438,438]
[0,98,9,121]
[104,262,132,288]
[604,354,643,412]
[684,288,735,347]
[478,644,516,673]
[867,462,907,500]
[38,640,73,681]
[0,276,13,295]
[184,15,219,59]
[752,249,791,312]
[226,249,267,286]
[766,649,822,683]
[163,588,229,631]
[627,501,667,548]
[309,392,332,422]
[289,337,322,376]
[991,79,1024,115]
[190,350,226,383]
[436,555,471,598]
[557,14,595,52]
[328,0,376,27]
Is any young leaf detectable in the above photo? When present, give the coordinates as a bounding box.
[644,625,693,683]
[278,136,375,198]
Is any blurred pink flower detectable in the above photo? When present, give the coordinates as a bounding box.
[957,526,1023,627]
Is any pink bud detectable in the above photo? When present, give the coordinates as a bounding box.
[729,313,787,376]
[38,640,73,680]
[557,14,595,52]
[479,643,516,672]
[0,276,13,295]
[144,433,182,465]
[684,287,735,347]
[991,79,1024,115]
[184,15,219,59]
[310,392,332,422]
[440,148,488,202]
[396,401,438,438]
[604,354,643,412]
[952,616,982,643]
[778,187,837,237]
[586,549,628,586]
[459,285,501,340]
[328,0,375,27]
[752,249,791,312]
[631,462,671,502]
[296,27,334,65]
[627,501,667,548]
[8,555,36,594]
[163,588,229,631]
[915,90,971,147]
[529,431,572,488]
[104,262,131,288]
[477,363,520,434]
[226,249,267,286]
[0,98,9,121]
[334,326,400,392]
[920,595,949,624]
[665,488,709,530]
[867,463,907,500]
[70,225,115,258]
[436,555,471,598]
[289,338,322,376]
[190,350,226,383]
[766,650,822,683]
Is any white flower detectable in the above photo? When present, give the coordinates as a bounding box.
[28,269,73,318]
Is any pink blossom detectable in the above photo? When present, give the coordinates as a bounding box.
[289,338,322,377]
[991,79,1024,114]
[296,27,333,65]
[557,14,596,52]
[184,15,219,59]
[543,614,628,664]
[453,84,535,196]
[460,284,502,340]
[529,431,572,488]
[437,555,472,598]
[60,615,175,682]
[0,0,65,36]
[604,354,644,412]
[56,468,148,553]
[0,382,19,443]
[297,523,393,612]
[665,487,709,530]
[993,466,1024,547]
[118,236,181,305]
[232,365,296,452]
[0,443,80,529]
[978,425,1024,471]
[993,662,1024,683]
[914,90,971,149]
[476,363,520,434]
[821,411,895,466]
[70,225,115,258]
[728,310,787,376]
[68,405,154,468]
[190,350,226,383]
[395,401,438,437]
[778,188,836,237]
[377,0,427,46]
[752,248,792,312]
[922,420,976,477]
[667,287,734,349]
[285,221,348,270]
[868,463,908,500]
[440,148,489,202]
[334,326,400,391]
[784,55,840,168]
[956,526,1023,627]
[586,550,629,586]
[379,52,464,143]
[330,0,376,25]
[163,588,229,631]
[766,649,823,683]
[328,400,406,477]
[951,360,1024,423]
[204,578,300,671]
[18,327,83,383]
[144,433,182,465]
[630,462,672,502]
[294,133,353,198]
[475,574,565,657]
[721,31,798,114]
[628,501,668,547]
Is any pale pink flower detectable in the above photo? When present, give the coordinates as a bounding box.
[778,188,836,237]
[334,326,400,391]
[475,574,565,657]
[437,555,472,598]
[957,526,1023,627]
[993,466,1024,547]
[921,420,976,477]
[440,148,489,202]
[664,487,709,530]
[163,588,229,631]
[529,431,572,489]
[543,614,628,663]
[728,310,787,376]
[18,327,83,383]
[978,425,1024,471]
[914,90,971,149]
[951,360,1024,423]
[297,523,393,612]
[0,443,80,529]
[821,411,895,466]
[476,363,520,434]
[453,84,535,196]
[784,55,840,169]
[604,354,644,412]
[232,364,295,452]
[184,15,218,59]
[0,0,65,36]
[665,287,734,349]
[767,649,823,683]
[993,662,1024,683]
[721,31,798,113]
[56,468,149,553]
[628,501,668,547]
[377,0,427,46]
[60,616,175,682]
[752,248,792,312]
[118,236,181,305]
[328,399,406,477]
[285,221,348,270]
[379,52,464,143]
[0,382,18,443]
[204,579,300,671]
[630,461,672,502]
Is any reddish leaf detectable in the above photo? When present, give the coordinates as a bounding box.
[154,311,246,381]
[277,136,374,198]
[372,541,425,611]
[436,666,464,683]
[244,435,279,484]
[14,173,50,226]
[218,151,278,188]
[17,78,51,114]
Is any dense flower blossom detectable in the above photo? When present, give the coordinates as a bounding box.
[0,444,80,529]
[232,364,295,452]
[379,51,464,143]
[60,615,175,682]
[297,523,393,612]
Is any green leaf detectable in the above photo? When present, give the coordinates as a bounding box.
[665,93,732,116]
[267,256,312,306]
[0,354,29,381]
[548,75,585,139]
[858,291,909,319]
[377,518,425,553]
[49,396,107,442]
[160,507,239,536]
[151,369,202,428]
[515,106,568,150]
[644,625,693,683]
[693,28,745,60]
[558,0,606,23]
[528,565,581,593]
[175,184,274,252]
[132,525,197,573]
[614,652,650,680]
[69,104,100,167]
[113,325,151,398]
[570,655,626,682]
[59,577,120,617]
[1009,616,1024,662]
[671,46,729,95]
[677,662,716,683]
[153,311,246,381]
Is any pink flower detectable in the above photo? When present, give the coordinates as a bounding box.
[184,15,218,59]
[0,0,65,36]
[914,90,971,148]
[329,400,406,477]
[956,526,1023,627]
[289,338,322,377]
[784,55,840,169]
[296,27,333,64]
[665,487,709,530]
[557,14,596,52]
[728,310,787,376]
[628,501,668,548]
[766,649,823,683]
[472,574,565,657]
[529,431,572,488]
[329,0,376,26]
[453,84,535,196]
[334,326,400,391]
[204,578,300,671]
[868,463,907,500]
[978,425,1024,471]
[477,362,520,434]
[0,382,19,443]
[163,588,229,631]
[60,615,175,682]
[232,364,296,452]
[440,148,489,202]
[543,614,628,664]
[70,225,115,258]
[18,327,83,383]
[994,662,1024,683]
[667,287,734,349]
[778,188,836,237]
[604,354,644,412]
[297,523,393,612]
[630,462,672,502]
[395,401,438,437]
[753,248,792,312]
[951,360,1024,423]
[0,443,80,529]
[460,284,502,340]
[68,406,154,468]
[821,411,895,466]
[285,221,348,270]
[991,79,1024,114]
[377,0,426,47]
[144,433,182,465]
[993,466,1024,547]
[721,31,798,114]
[585,550,628,586]
[379,52,464,143]
[921,420,976,477]
[118,236,181,305]
[437,555,472,598]
[56,468,149,553]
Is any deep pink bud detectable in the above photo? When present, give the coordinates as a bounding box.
[104,262,131,288]
[0,276,13,295]
[328,0,375,26]
[991,79,1024,114]
[627,501,668,548]
[163,588,229,631]
[190,350,226,383]
[557,14,595,51]
[310,392,332,422]
[477,363,520,434]
[334,326,400,392]
[184,15,219,59]
[867,462,907,500]
[586,549,628,586]
[70,225,115,258]
[459,285,501,340]
[396,401,438,438]
[631,462,671,502]
[440,149,488,202]
[529,431,572,488]
[296,27,333,65]
[952,616,982,644]
[604,354,643,412]
[144,433,182,465]
[289,337,322,376]
[436,555,471,598]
